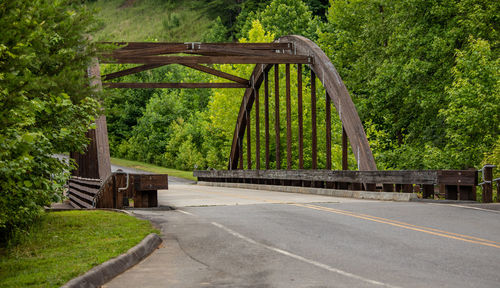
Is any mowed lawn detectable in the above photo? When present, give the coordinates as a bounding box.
[0,210,158,288]
[111,157,196,181]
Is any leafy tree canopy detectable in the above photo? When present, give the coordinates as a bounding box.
[318,0,499,169]
[238,0,321,40]
[0,0,100,241]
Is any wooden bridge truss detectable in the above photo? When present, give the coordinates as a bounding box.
[99,35,376,172]
[69,35,497,204]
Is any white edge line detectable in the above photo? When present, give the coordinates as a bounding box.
[211,221,400,288]
[178,210,194,216]
[426,203,500,214]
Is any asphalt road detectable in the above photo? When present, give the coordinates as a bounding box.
[104,184,500,288]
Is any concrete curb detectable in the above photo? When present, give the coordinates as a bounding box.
[197,181,417,202]
[62,233,162,288]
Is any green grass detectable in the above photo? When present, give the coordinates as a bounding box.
[111,157,196,181]
[89,0,215,41]
[0,210,158,288]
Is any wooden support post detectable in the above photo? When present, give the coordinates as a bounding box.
[383,184,394,192]
[482,164,494,203]
[458,185,475,201]
[297,64,304,169]
[71,58,111,181]
[445,185,458,200]
[422,184,434,199]
[264,70,270,169]
[326,91,332,170]
[496,179,500,202]
[311,70,317,169]
[238,138,243,170]
[351,183,362,190]
[286,64,292,170]
[246,110,251,170]
[403,184,413,193]
[255,88,260,170]
[342,127,348,170]
[274,64,281,169]
[364,183,376,191]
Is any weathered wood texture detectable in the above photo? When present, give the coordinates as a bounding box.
[105,82,248,89]
[68,177,101,209]
[134,174,169,191]
[194,170,478,198]
[68,173,167,209]
[103,55,311,65]
[71,59,111,181]
[481,165,494,203]
[297,64,304,169]
[104,42,292,52]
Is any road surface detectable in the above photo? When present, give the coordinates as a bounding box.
[104,184,500,288]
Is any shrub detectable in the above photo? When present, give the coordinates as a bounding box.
[0,0,99,243]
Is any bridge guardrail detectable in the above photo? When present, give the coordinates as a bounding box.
[194,169,479,201]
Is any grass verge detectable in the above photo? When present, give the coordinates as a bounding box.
[0,210,159,288]
[111,157,196,181]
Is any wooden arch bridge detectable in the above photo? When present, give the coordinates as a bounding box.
[67,35,495,209]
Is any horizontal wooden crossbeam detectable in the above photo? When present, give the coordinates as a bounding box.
[103,64,167,80]
[104,42,292,51]
[103,55,311,65]
[109,46,283,58]
[99,42,304,89]
[104,83,249,89]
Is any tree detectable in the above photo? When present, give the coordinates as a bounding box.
[318,0,499,169]
[0,0,99,242]
[238,0,321,40]
[441,37,499,168]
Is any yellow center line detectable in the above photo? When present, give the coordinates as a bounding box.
[293,203,500,249]
[189,186,500,249]
[299,203,500,245]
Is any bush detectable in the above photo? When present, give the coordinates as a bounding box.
[0,0,99,243]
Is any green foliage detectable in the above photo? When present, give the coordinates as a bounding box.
[202,17,231,42]
[304,0,329,19]
[105,63,211,168]
[0,210,157,287]
[0,0,100,242]
[482,138,500,180]
[319,0,499,169]
[238,0,321,40]
[441,37,500,168]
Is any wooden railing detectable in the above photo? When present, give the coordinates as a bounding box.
[68,177,102,208]
[67,172,168,209]
[194,169,479,201]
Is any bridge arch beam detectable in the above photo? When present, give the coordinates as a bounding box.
[229,35,377,171]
